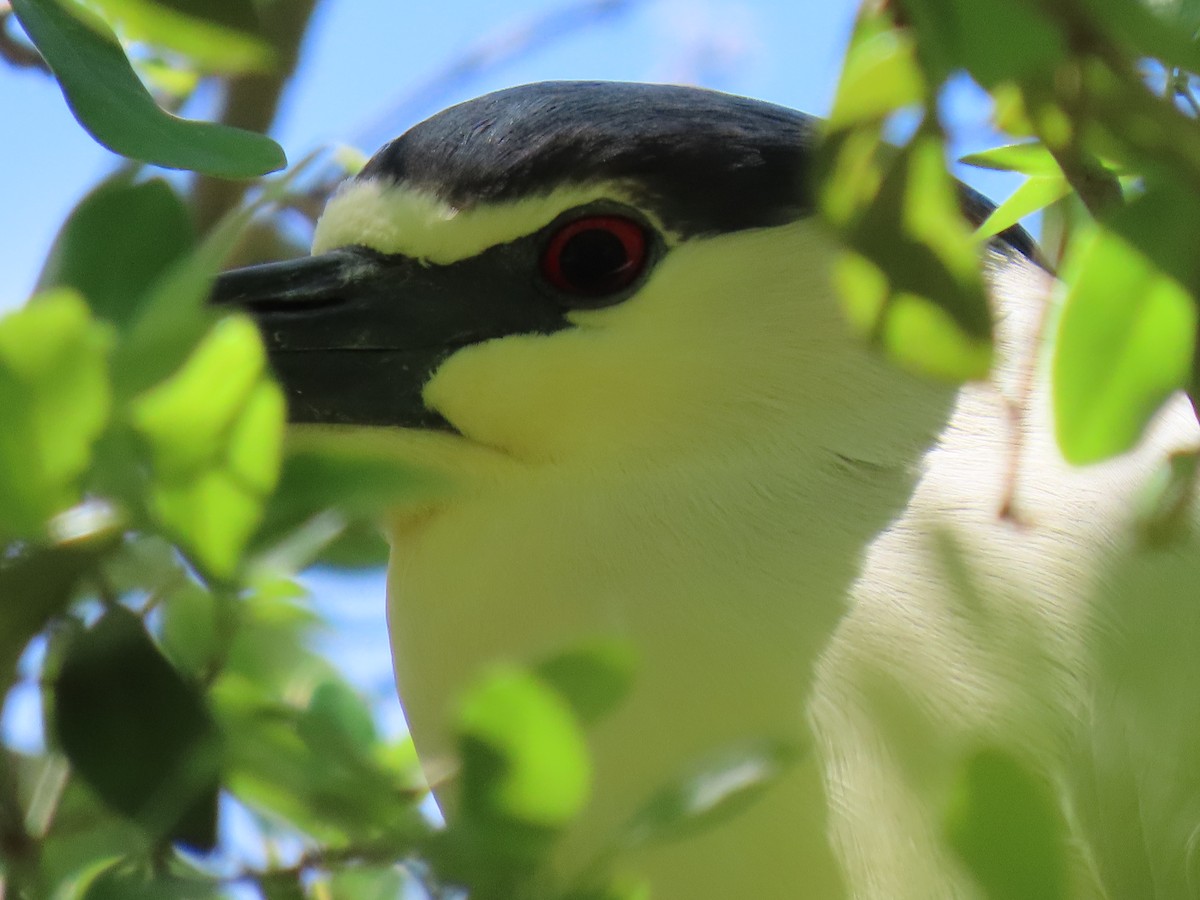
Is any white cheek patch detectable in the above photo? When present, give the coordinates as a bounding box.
[312,178,659,264]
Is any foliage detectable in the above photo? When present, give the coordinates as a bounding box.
[4,0,1200,899]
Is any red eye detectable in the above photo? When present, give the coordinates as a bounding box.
[540,215,649,302]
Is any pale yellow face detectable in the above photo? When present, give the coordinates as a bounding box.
[311,176,936,472]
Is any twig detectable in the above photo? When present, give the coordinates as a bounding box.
[0,7,51,74]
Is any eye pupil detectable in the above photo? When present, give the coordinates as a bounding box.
[541,215,649,303]
[558,229,632,293]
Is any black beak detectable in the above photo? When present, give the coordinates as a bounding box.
[211,245,569,428]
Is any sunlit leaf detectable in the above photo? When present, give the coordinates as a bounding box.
[10,0,285,177]
[457,665,591,828]
[0,290,112,537]
[37,176,195,328]
[88,0,275,75]
[945,747,1068,900]
[973,174,1071,242]
[960,142,1063,176]
[828,13,924,126]
[131,315,284,577]
[825,127,994,381]
[1053,198,1197,464]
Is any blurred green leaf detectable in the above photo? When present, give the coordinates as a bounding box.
[131,315,284,577]
[257,429,447,550]
[623,739,803,849]
[10,0,285,177]
[960,142,1063,176]
[0,538,112,685]
[0,289,112,537]
[80,856,221,900]
[1053,192,1197,464]
[54,606,222,849]
[88,0,275,74]
[457,664,591,829]
[944,747,1068,900]
[827,13,924,126]
[826,126,993,381]
[901,0,1066,88]
[327,865,409,900]
[535,640,636,726]
[973,174,1071,242]
[37,177,195,328]
[158,580,219,679]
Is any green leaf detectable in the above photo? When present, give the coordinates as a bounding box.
[10,0,285,177]
[0,290,112,537]
[826,126,994,381]
[37,176,195,328]
[623,739,803,849]
[256,429,447,551]
[87,0,275,75]
[54,606,223,849]
[828,13,925,127]
[535,640,636,726]
[960,142,1063,176]
[457,665,591,829]
[973,174,1071,242]
[1053,204,1197,464]
[944,748,1068,900]
[131,315,284,577]
[327,866,409,900]
[901,0,1066,88]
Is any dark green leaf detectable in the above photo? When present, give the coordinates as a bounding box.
[0,290,112,537]
[10,0,285,177]
[623,739,803,849]
[37,177,195,328]
[900,0,1066,88]
[54,606,222,848]
[535,640,636,726]
[944,747,1068,900]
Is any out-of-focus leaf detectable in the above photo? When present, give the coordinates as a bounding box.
[81,857,221,900]
[944,747,1068,900]
[457,664,590,829]
[901,0,1066,88]
[0,290,112,537]
[257,429,447,550]
[828,13,924,126]
[159,580,218,679]
[88,0,275,75]
[54,606,222,849]
[973,174,1071,242]
[960,142,1063,176]
[37,177,195,328]
[131,315,284,577]
[1135,449,1199,544]
[623,739,803,848]
[301,679,378,756]
[0,539,112,684]
[1053,191,1198,464]
[1088,0,1200,73]
[825,127,993,381]
[535,640,636,726]
[10,0,285,177]
[327,865,409,900]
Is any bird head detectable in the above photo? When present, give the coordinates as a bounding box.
[214,81,956,472]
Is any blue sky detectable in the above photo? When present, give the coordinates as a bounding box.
[0,0,1021,842]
